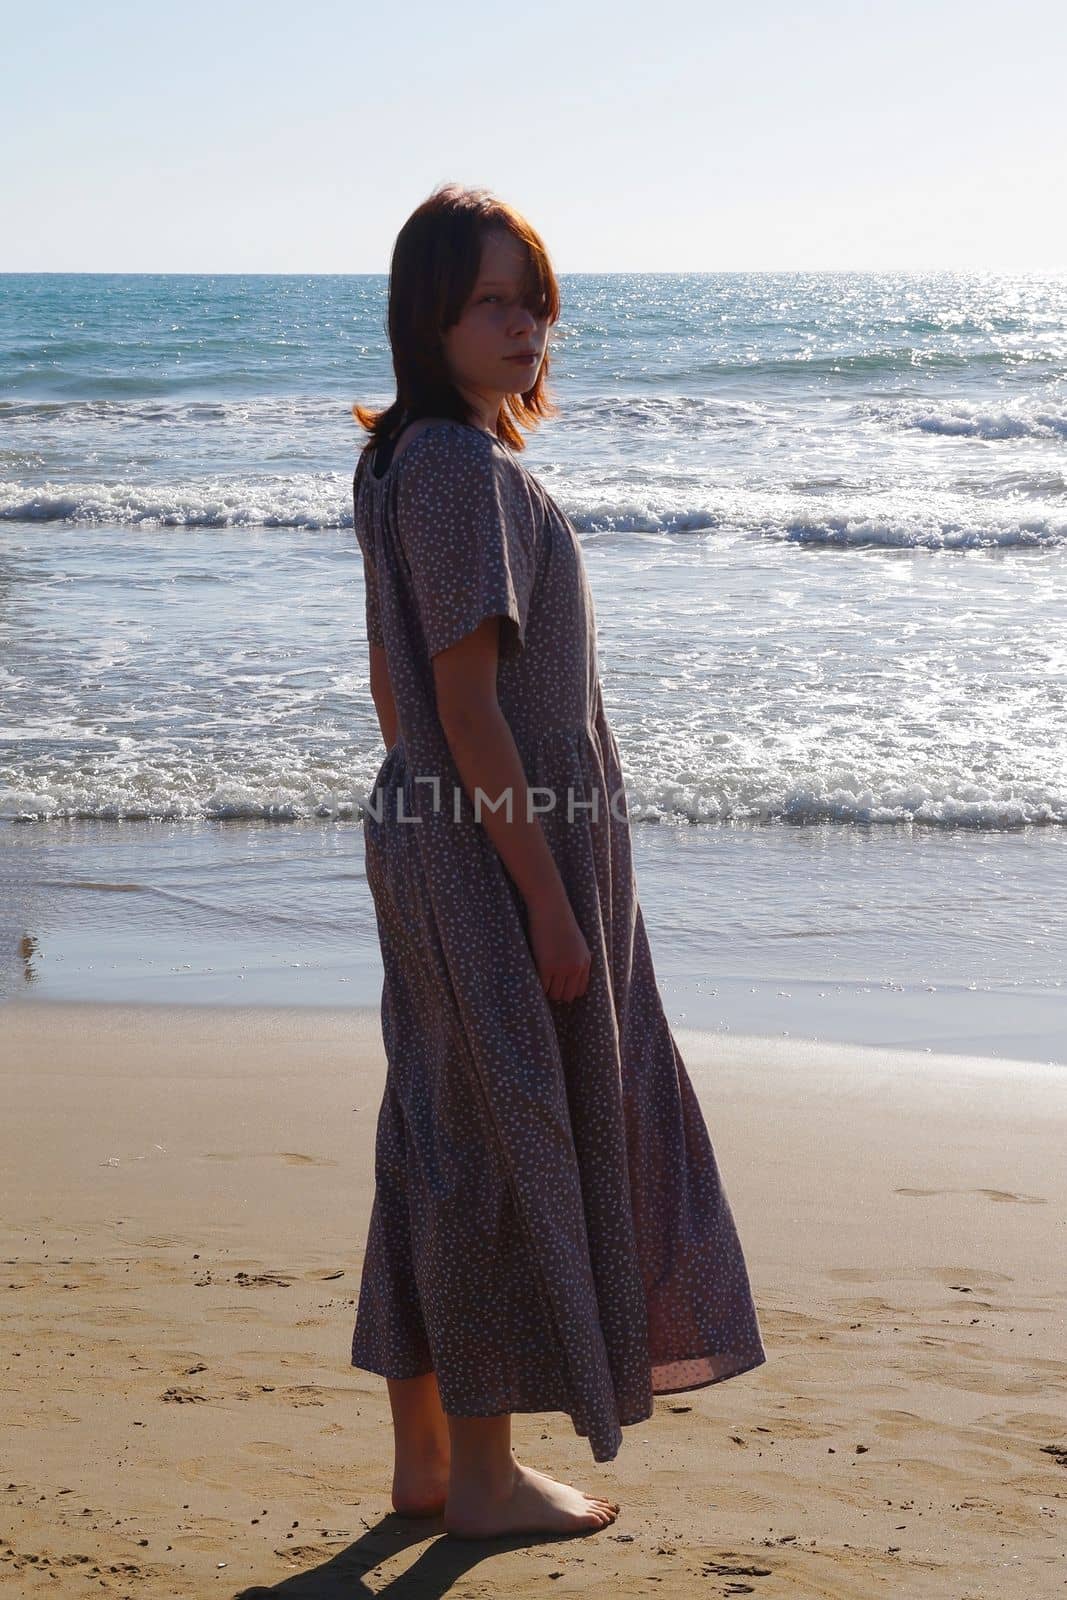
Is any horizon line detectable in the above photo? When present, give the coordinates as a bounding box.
[3,266,1065,279]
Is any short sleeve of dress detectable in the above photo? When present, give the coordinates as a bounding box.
[353,464,385,649]
[393,423,534,662]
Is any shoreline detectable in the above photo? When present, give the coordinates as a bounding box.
[4,815,1065,1063]
[2,1000,1064,1595]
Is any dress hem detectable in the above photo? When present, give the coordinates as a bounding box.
[349,1350,768,1430]
[651,1349,767,1399]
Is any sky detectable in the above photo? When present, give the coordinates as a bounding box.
[3,0,1065,273]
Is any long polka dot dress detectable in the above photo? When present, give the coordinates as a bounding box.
[350,417,766,1463]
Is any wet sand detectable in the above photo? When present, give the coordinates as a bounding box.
[1,1000,1064,1596]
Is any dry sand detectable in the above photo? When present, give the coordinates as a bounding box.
[1,999,1064,1597]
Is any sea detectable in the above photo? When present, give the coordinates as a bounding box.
[1,271,1065,1060]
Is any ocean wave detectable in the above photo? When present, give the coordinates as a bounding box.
[0,394,352,427]
[566,490,1067,549]
[3,770,1063,829]
[626,775,1067,828]
[774,510,1067,550]
[559,394,771,430]
[5,473,1067,550]
[862,397,1067,440]
[0,475,349,530]
[965,469,1067,500]
[688,347,1059,380]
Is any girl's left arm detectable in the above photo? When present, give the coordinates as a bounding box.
[369,643,399,751]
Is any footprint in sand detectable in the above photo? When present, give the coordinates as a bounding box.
[198,1151,336,1165]
[711,1487,777,1516]
[927,1265,1015,1286]
[975,1188,1046,1204]
[894,1186,1046,1204]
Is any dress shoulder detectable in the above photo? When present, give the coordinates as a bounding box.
[391,417,501,480]
[391,420,535,662]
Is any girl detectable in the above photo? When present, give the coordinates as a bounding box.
[350,183,766,1541]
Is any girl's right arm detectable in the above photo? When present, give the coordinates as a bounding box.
[432,616,591,1004]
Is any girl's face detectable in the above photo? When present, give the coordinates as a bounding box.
[441,228,551,403]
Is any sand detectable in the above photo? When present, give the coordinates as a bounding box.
[1,999,1065,1597]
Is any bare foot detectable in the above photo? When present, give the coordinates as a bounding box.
[391,1458,450,1518]
[444,1457,620,1540]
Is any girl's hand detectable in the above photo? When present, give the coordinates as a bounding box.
[525,888,592,1002]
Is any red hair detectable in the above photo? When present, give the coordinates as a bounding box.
[351,182,561,454]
